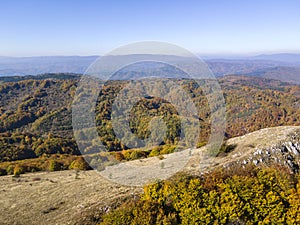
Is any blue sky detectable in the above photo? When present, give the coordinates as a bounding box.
[1,0,300,56]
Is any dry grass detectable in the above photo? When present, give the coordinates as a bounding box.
[0,170,141,225]
[1,126,299,225]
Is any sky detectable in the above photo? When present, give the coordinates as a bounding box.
[1,0,300,56]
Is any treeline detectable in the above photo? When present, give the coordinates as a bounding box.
[0,132,80,162]
[0,73,80,83]
[0,154,91,176]
[99,164,300,225]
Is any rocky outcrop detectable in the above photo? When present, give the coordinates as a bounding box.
[236,130,300,173]
[187,126,300,174]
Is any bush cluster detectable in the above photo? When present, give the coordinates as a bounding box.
[100,165,300,225]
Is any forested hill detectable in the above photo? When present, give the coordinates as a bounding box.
[0,73,80,83]
[1,73,300,164]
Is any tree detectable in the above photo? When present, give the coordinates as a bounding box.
[48,160,60,171]
[69,157,91,170]
[13,165,23,177]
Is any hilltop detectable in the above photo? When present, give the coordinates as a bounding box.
[1,126,300,225]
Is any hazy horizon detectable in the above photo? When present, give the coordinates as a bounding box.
[2,52,300,59]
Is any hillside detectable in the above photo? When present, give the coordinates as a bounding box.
[1,74,300,224]
[1,126,300,225]
[1,74,300,167]
[246,66,300,84]
[186,125,300,173]
[0,170,141,225]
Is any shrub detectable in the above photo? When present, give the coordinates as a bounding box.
[69,157,91,170]
[149,147,161,157]
[6,165,14,175]
[122,150,132,161]
[115,152,124,161]
[99,166,300,225]
[160,145,176,155]
[100,200,178,225]
[130,150,146,160]
[13,165,23,177]
[217,143,237,157]
[48,160,60,171]
[196,141,207,148]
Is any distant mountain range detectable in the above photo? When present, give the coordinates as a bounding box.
[250,53,300,64]
[0,53,300,84]
[0,56,98,76]
[206,53,300,84]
